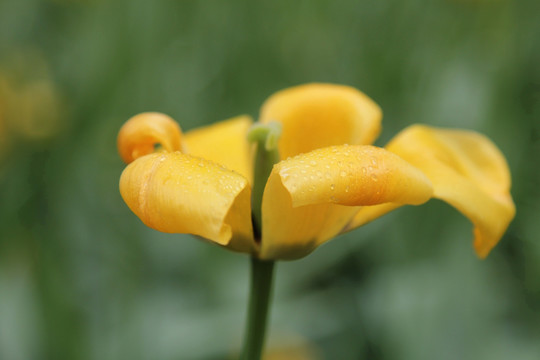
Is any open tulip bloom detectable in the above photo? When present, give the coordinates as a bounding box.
[117,83,515,359]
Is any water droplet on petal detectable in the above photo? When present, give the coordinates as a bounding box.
[340,170,347,177]
[330,184,335,191]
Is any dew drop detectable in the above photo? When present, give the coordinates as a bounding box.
[330,184,335,191]
[340,170,347,177]
[361,167,367,176]
[309,160,317,166]
[371,174,378,182]
[345,186,350,193]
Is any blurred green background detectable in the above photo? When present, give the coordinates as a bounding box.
[0,0,539,359]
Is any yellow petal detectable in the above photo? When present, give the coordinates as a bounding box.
[381,125,515,258]
[120,152,255,253]
[259,83,382,159]
[117,112,183,164]
[183,115,253,181]
[260,145,433,260]
[346,203,401,232]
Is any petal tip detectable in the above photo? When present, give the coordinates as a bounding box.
[117,112,183,164]
[260,83,383,159]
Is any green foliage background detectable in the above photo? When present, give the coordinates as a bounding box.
[0,0,539,359]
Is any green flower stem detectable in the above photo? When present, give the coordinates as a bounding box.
[240,122,281,359]
[240,257,275,360]
[247,121,281,238]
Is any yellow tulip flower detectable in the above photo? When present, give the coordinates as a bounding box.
[117,83,515,261]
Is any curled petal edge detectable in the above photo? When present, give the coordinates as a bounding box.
[120,152,256,254]
[118,112,184,164]
[259,145,433,260]
[349,125,515,258]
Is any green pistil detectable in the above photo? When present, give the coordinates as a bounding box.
[247,121,282,239]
